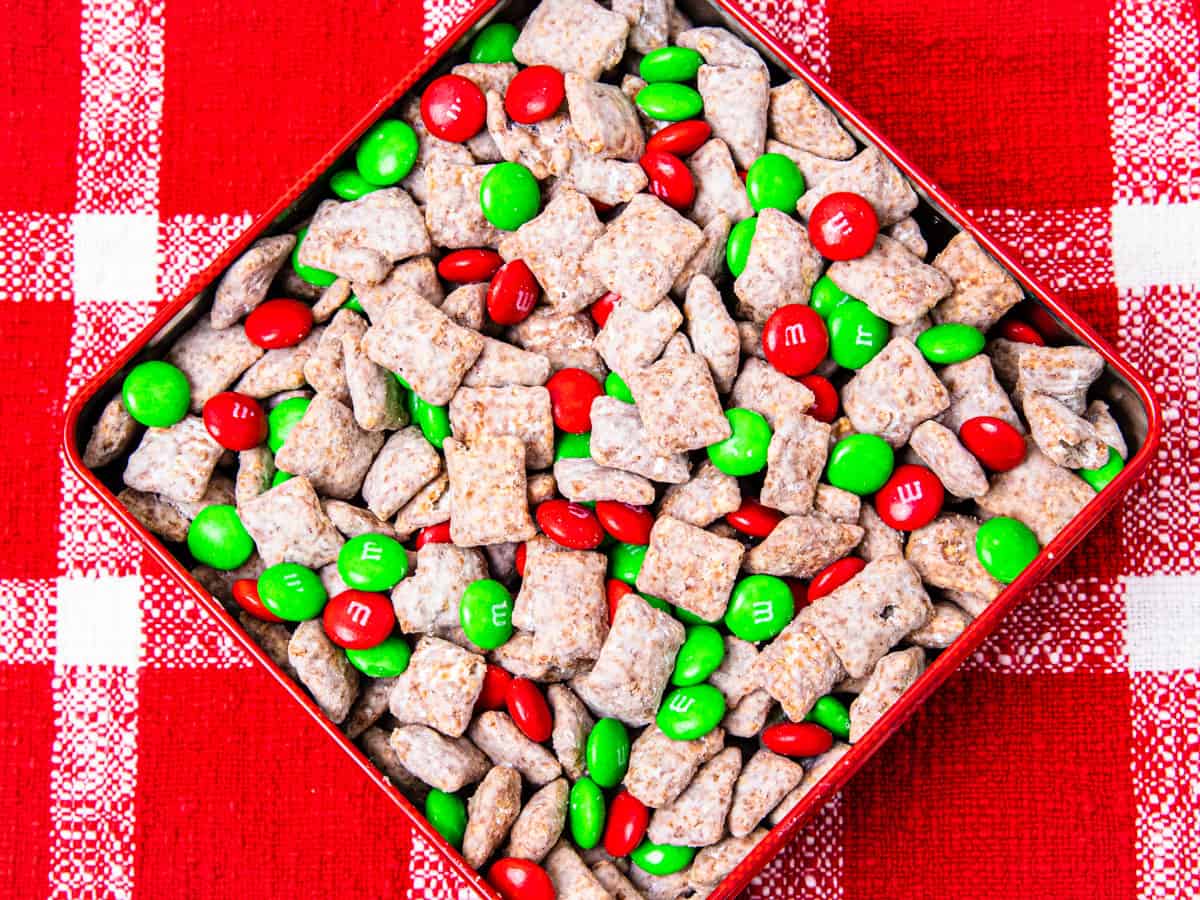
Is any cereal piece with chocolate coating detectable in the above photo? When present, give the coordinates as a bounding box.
[165,319,264,411]
[513,0,629,80]
[638,515,744,621]
[729,358,815,429]
[275,394,384,500]
[796,147,918,226]
[672,213,731,298]
[239,476,344,568]
[392,475,451,540]
[827,235,951,326]
[341,331,406,431]
[760,414,830,515]
[507,778,569,863]
[814,484,861,523]
[676,26,766,69]
[907,601,972,648]
[736,320,766,360]
[937,354,1022,433]
[976,440,1093,544]
[445,436,538,546]
[450,385,554,470]
[647,747,742,847]
[462,336,552,388]
[354,257,444,321]
[985,337,1023,390]
[1024,392,1109,469]
[169,474,235,521]
[768,79,855,160]
[514,537,609,669]
[235,327,323,398]
[728,749,804,837]
[499,189,606,313]
[237,609,293,673]
[627,354,730,454]
[561,146,650,206]
[734,208,823,325]
[288,619,360,723]
[486,94,575,180]
[745,514,863,579]
[544,842,613,900]
[570,593,685,726]
[548,684,594,780]
[507,309,606,380]
[931,232,1023,330]
[363,288,484,406]
[321,500,395,541]
[565,73,644,161]
[887,217,927,259]
[841,338,950,446]
[212,234,296,328]
[84,394,138,469]
[452,61,518,95]
[124,416,224,503]
[613,0,670,53]
[343,676,395,740]
[1014,344,1105,415]
[683,274,740,393]
[594,298,683,380]
[553,457,656,505]
[388,725,490,793]
[310,277,352,324]
[909,420,989,498]
[303,309,365,402]
[440,283,488,332]
[590,397,690,483]
[392,543,487,637]
[389,636,486,737]
[848,646,925,742]
[195,557,266,607]
[659,460,741,527]
[591,859,643,899]
[768,742,850,825]
[359,725,426,798]
[690,829,768,889]
[709,636,760,708]
[469,710,563,785]
[755,617,843,721]
[424,159,504,249]
[1085,399,1127,460]
[625,724,724,808]
[584,194,704,311]
[526,473,558,506]
[298,188,431,285]
[492,631,591,682]
[722,689,773,738]
[118,488,191,542]
[801,555,932,678]
[689,139,753,227]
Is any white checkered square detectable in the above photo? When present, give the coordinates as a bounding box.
[1124,574,1200,673]
[1112,201,1200,292]
[71,212,160,303]
[54,574,143,669]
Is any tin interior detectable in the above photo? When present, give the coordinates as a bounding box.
[65,1,1157,897]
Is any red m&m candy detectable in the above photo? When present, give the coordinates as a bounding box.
[725,498,784,538]
[506,677,553,742]
[244,298,313,349]
[808,192,879,260]
[799,373,838,423]
[546,367,603,433]
[762,722,834,757]
[645,119,711,157]
[437,248,503,283]
[322,589,394,650]
[590,292,620,329]
[604,789,649,857]
[762,304,829,376]
[640,149,695,210]
[488,858,555,900]
[874,464,944,531]
[421,74,486,142]
[595,501,654,545]
[960,416,1026,472]
[808,556,866,602]
[996,318,1045,346]
[203,391,267,451]
[515,542,527,577]
[476,663,513,712]
[415,521,452,549]
[232,578,282,623]
[487,259,539,325]
[504,65,565,124]
[536,499,604,550]
[606,578,634,623]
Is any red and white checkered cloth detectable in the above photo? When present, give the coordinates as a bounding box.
[1,0,1197,897]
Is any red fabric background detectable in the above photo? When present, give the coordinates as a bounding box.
[1,0,1197,897]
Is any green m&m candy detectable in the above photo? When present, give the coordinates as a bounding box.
[605,371,634,404]
[915,323,985,365]
[459,578,514,650]
[469,21,519,63]
[586,718,630,788]
[976,516,1039,583]
[828,300,888,369]
[641,594,671,614]
[267,396,311,453]
[671,625,726,686]
[810,274,855,319]
[480,162,541,230]
[121,360,190,427]
[346,635,411,678]
[569,777,606,850]
[338,533,408,592]
[329,169,379,201]
[258,562,327,621]
[745,153,805,213]
[425,789,468,848]
[657,684,726,741]
[725,575,794,642]
[1078,445,1124,492]
[342,295,364,314]
[827,433,894,495]
[631,841,696,876]
[555,431,591,460]
[187,505,254,570]
[291,227,337,287]
[410,395,452,449]
[726,216,757,277]
[672,604,709,626]
[707,407,772,476]
[639,46,704,83]
[635,83,703,121]
[609,542,647,584]
[271,468,294,487]
[804,694,850,740]
[355,119,419,186]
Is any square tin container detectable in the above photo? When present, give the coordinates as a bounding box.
[63,1,1162,896]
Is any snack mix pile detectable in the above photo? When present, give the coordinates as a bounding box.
[84,0,1129,896]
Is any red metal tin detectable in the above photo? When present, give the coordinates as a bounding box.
[62,2,1162,897]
